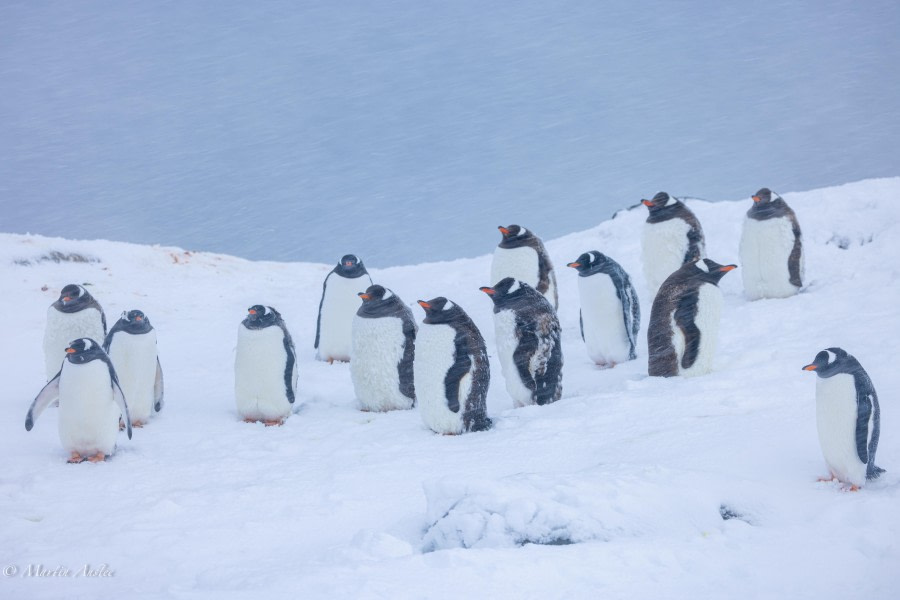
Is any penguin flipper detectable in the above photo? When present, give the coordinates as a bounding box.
[579,310,584,342]
[513,318,539,396]
[314,272,330,350]
[153,358,165,413]
[673,290,701,370]
[444,334,472,413]
[788,214,803,288]
[26,372,61,431]
[855,390,873,466]
[113,381,133,440]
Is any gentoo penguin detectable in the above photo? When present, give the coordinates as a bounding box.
[647,258,736,377]
[641,192,706,296]
[315,254,372,363]
[43,284,107,380]
[235,305,298,426]
[26,338,132,463]
[567,251,640,367]
[491,225,558,310]
[415,297,491,434]
[481,278,563,407]
[350,285,417,411]
[803,348,884,489]
[103,310,164,428]
[739,187,804,299]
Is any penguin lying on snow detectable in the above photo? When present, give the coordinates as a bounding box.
[641,192,706,296]
[350,285,417,412]
[803,348,884,490]
[739,187,804,300]
[491,225,558,309]
[104,310,164,428]
[415,297,491,434]
[235,305,298,426]
[567,251,640,367]
[26,338,132,463]
[43,284,107,380]
[315,254,372,363]
[481,278,563,407]
[648,259,736,377]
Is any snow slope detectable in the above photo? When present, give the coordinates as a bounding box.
[1,178,899,598]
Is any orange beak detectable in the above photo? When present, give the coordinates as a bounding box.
[358,293,370,300]
[135,316,143,321]
[718,265,738,272]
[480,286,495,296]
[345,261,353,267]
[567,262,581,268]
[803,364,817,371]
[752,196,761,203]
[65,347,76,354]
[642,200,654,207]
[62,296,72,302]
[498,226,510,235]
[248,309,257,315]
[417,300,431,309]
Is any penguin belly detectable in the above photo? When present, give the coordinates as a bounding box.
[350,316,413,411]
[58,361,121,457]
[739,216,801,299]
[492,247,556,307]
[318,274,367,362]
[816,374,868,486]
[642,219,692,295]
[671,284,722,377]
[415,323,469,434]
[578,274,630,365]
[493,309,535,407]
[235,326,293,421]
[107,331,158,425]
[43,308,105,380]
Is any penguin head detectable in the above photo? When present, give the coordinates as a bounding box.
[641,192,677,213]
[114,309,153,334]
[480,277,529,304]
[417,296,460,324]
[358,284,394,303]
[567,251,609,276]
[751,188,778,205]
[693,258,737,284]
[802,347,850,377]
[244,305,280,328]
[497,225,531,242]
[65,338,103,364]
[335,254,367,277]
[124,309,148,324]
[58,283,87,306]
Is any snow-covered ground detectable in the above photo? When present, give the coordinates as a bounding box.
[1,178,898,598]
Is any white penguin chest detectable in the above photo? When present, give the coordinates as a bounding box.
[107,331,158,422]
[739,216,801,299]
[235,325,291,419]
[58,360,121,455]
[642,219,693,294]
[43,307,105,379]
[492,246,539,287]
[816,374,867,485]
[578,274,629,364]
[319,274,370,361]
[672,283,722,377]
[415,323,468,433]
[350,315,411,410]
[493,309,534,407]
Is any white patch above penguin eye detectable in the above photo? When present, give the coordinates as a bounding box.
[695,260,709,273]
[507,280,521,294]
[82,339,93,351]
[591,251,602,263]
[75,286,85,297]
[518,227,528,237]
[826,350,837,364]
[383,289,394,300]
[443,300,456,311]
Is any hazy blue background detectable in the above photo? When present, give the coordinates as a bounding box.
[2,1,898,266]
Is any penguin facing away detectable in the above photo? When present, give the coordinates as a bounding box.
[641,192,706,296]
[350,285,417,412]
[235,305,298,426]
[739,187,804,300]
[26,338,132,463]
[415,297,492,434]
[491,225,558,310]
[567,251,640,366]
[803,348,884,489]
[648,258,736,377]
[481,278,563,407]
[315,255,372,363]
[43,284,107,380]
[103,310,164,427]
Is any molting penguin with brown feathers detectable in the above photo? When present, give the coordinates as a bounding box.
[491,225,558,309]
[43,284,107,380]
[739,187,804,299]
[640,193,706,297]
[647,259,736,377]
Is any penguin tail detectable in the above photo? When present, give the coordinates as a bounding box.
[868,466,886,480]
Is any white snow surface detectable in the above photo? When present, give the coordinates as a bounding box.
[1,178,899,598]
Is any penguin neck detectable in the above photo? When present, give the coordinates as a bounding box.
[747,198,789,221]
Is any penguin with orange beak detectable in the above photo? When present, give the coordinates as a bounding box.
[648,258,736,377]
[491,225,558,309]
[43,284,107,380]
[640,192,706,297]
[739,187,804,300]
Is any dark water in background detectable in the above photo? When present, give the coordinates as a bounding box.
[2,1,898,267]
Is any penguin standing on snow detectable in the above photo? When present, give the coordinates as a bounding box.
[43,284,107,380]
[739,187,804,299]
[481,278,563,407]
[491,225,558,309]
[648,259,736,377]
[26,338,132,463]
[350,285,417,411]
[803,348,884,489]
[641,192,706,296]
[103,310,164,428]
[235,305,298,426]
[315,255,372,363]
[567,251,640,367]
[415,297,491,434]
